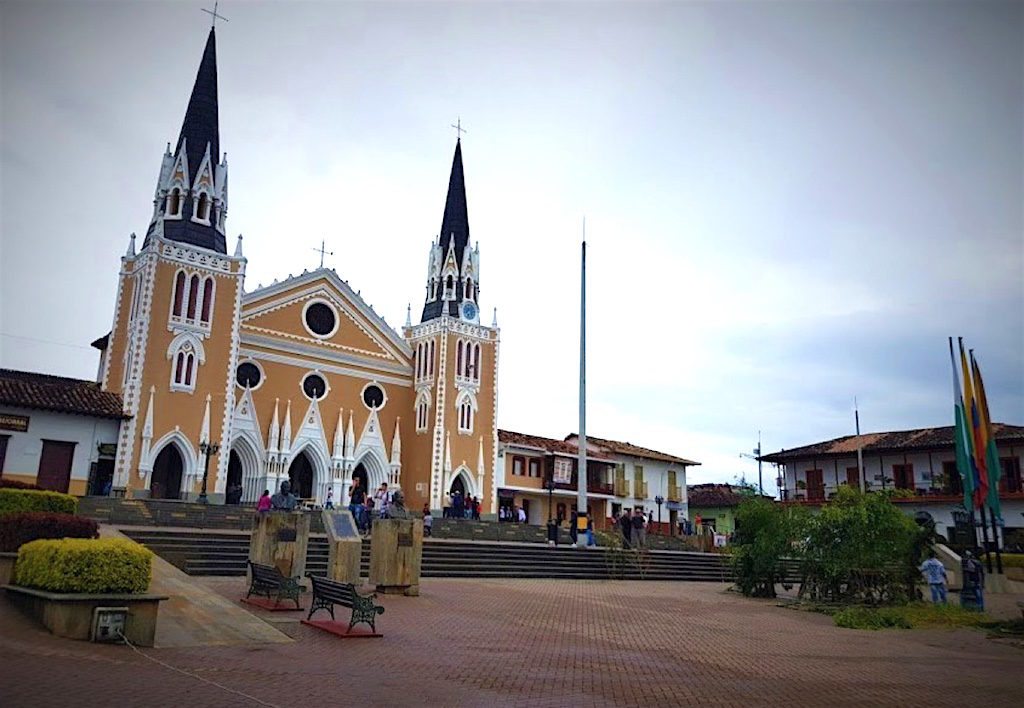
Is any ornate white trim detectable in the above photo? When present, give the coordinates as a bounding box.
[300,297,341,340]
[238,348,412,388]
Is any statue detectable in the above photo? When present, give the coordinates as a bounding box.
[387,489,412,520]
[271,480,299,511]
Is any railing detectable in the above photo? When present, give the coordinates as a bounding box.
[614,480,629,497]
[633,481,648,499]
[667,485,682,502]
[554,481,616,495]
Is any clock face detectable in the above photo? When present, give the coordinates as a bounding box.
[462,301,478,320]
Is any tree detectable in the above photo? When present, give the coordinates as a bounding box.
[732,497,807,597]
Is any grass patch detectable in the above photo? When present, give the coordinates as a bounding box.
[834,603,989,631]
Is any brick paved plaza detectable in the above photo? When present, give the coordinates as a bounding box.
[1,579,1021,707]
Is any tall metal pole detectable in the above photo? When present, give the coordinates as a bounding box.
[756,430,763,496]
[855,397,865,493]
[577,226,588,534]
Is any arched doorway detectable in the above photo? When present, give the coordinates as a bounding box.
[226,450,243,504]
[151,445,183,500]
[288,452,314,499]
[450,474,467,498]
[351,463,369,501]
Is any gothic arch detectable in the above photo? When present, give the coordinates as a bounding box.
[449,465,478,499]
[146,431,197,497]
[229,432,263,502]
[288,440,330,502]
[353,448,389,492]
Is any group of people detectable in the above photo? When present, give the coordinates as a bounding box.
[444,490,482,520]
[614,508,653,549]
[918,549,987,610]
[498,505,527,523]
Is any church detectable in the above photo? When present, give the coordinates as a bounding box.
[91,27,498,513]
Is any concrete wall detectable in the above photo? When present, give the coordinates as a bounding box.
[0,406,121,495]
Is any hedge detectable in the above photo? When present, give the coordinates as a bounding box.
[15,538,153,594]
[0,488,77,516]
[0,478,42,491]
[0,512,99,552]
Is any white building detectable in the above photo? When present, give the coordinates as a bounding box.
[759,423,1024,544]
[0,370,126,496]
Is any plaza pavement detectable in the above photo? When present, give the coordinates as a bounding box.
[1,578,1021,707]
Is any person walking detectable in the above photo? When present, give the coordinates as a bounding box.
[256,489,272,512]
[569,511,579,547]
[632,509,646,549]
[960,550,986,611]
[619,510,632,548]
[349,478,367,533]
[586,515,596,547]
[324,487,334,510]
[423,505,433,538]
[919,551,948,604]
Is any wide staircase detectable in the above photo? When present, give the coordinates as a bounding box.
[121,528,735,582]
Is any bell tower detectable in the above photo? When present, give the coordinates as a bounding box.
[406,139,499,514]
[100,28,245,502]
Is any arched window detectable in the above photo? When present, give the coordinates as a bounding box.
[457,340,464,377]
[466,278,475,302]
[186,275,200,320]
[196,193,210,222]
[428,340,434,377]
[200,277,214,324]
[167,188,181,217]
[174,352,185,384]
[445,275,454,299]
[416,396,430,432]
[458,400,473,433]
[184,352,194,385]
[172,271,186,317]
[429,280,437,300]
[474,343,481,382]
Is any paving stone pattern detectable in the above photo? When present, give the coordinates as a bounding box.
[2,579,1021,707]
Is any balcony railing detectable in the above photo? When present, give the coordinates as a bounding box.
[633,481,648,499]
[614,479,629,497]
[554,481,615,495]
[667,485,683,502]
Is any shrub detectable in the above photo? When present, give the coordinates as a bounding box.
[0,488,77,516]
[834,606,911,630]
[834,603,987,630]
[0,478,42,491]
[999,553,1024,569]
[0,512,98,552]
[15,537,153,594]
[732,497,808,597]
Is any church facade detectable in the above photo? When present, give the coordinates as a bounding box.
[95,28,499,513]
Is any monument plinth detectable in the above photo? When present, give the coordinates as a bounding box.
[322,509,363,584]
[249,511,311,579]
[369,518,423,596]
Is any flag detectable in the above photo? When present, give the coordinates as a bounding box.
[960,338,988,508]
[970,351,1003,520]
[949,337,976,510]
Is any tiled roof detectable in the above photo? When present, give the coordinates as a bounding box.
[498,430,615,462]
[687,484,750,508]
[759,423,1024,463]
[0,369,127,420]
[565,434,700,466]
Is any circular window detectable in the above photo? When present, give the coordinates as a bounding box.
[362,383,385,410]
[302,373,328,400]
[303,301,338,338]
[235,361,262,389]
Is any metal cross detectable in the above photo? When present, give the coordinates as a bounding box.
[313,239,334,269]
[451,117,467,140]
[202,1,229,28]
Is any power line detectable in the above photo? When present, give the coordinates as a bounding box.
[0,332,97,352]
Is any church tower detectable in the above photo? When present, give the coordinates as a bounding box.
[406,139,499,513]
[100,28,245,501]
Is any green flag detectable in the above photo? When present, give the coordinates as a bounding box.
[950,338,975,510]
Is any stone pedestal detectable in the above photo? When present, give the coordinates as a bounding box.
[322,509,362,584]
[369,518,423,596]
[249,511,311,579]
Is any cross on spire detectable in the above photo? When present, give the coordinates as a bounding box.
[451,117,466,141]
[202,1,229,28]
[313,239,334,269]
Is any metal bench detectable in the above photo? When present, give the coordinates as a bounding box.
[246,561,302,609]
[306,573,384,634]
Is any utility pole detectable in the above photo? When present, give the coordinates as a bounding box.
[577,224,588,541]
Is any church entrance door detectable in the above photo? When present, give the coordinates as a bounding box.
[151,445,184,500]
[288,452,314,500]
[226,450,243,504]
[449,475,467,499]
[351,463,369,501]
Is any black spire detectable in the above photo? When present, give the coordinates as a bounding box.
[158,27,226,253]
[420,140,473,321]
[439,139,470,266]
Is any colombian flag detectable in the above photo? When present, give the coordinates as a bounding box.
[970,351,1003,520]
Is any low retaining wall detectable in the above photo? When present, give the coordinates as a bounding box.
[3,585,167,647]
[0,552,16,585]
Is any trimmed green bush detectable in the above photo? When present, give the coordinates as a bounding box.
[0,488,77,516]
[834,603,987,630]
[0,512,98,551]
[15,538,153,594]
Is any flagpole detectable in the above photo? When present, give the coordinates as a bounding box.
[577,221,588,540]
[855,397,865,493]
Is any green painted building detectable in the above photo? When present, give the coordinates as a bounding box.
[687,484,759,535]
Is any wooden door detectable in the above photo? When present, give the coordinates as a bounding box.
[846,466,860,488]
[37,440,76,493]
[805,469,824,500]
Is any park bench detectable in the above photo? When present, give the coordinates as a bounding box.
[306,573,385,634]
[246,561,302,609]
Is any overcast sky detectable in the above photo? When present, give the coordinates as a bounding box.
[2,1,1021,493]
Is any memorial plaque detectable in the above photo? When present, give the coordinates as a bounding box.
[276,528,297,542]
[322,509,362,584]
[397,532,413,548]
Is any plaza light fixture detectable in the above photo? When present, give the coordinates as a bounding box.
[198,440,221,504]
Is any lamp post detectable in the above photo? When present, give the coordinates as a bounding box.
[655,495,664,534]
[545,475,558,546]
[198,440,220,504]
[739,431,763,495]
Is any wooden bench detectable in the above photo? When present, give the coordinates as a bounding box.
[306,573,384,634]
[245,561,302,609]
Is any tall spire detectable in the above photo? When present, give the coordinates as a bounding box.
[420,139,479,322]
[147,27,228,254]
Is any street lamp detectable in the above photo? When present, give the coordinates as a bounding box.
[654,495,664,534]
[739,431,764,495]
[198,440,220,504]
[545,475,558,546]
